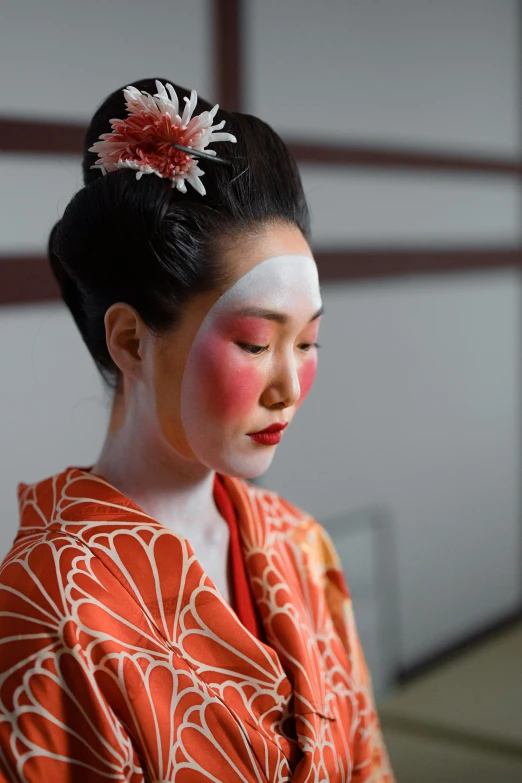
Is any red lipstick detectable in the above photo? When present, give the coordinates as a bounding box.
[248,422,288,446]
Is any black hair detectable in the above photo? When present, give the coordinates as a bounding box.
[48,78,311,390]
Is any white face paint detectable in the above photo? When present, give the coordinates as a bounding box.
[180,254,322,478]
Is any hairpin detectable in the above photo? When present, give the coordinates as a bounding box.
[88,80,237,195]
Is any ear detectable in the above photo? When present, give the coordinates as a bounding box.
[104,303,149,381]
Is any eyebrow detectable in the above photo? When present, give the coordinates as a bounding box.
[233,304,324,325]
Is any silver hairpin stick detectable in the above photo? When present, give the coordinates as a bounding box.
[171,143,231,167]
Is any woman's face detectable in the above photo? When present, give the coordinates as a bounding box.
[151,223,322,478]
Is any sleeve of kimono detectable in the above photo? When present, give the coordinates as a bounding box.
[0,626,144,783]
[314,521,397,783]
[0,544,146,783]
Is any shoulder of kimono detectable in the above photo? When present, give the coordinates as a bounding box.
[230,475,319,534]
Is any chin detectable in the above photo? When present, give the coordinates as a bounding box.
[205,448,276,480]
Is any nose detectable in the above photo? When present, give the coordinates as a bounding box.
[261,352,301,410]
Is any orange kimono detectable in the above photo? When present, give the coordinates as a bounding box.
[0,467,395,782]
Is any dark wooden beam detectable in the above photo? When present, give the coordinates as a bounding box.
[288,140,522,176]
[213,0,243,111]
[0,257,60,306]
[2,248,521,307]
[314,247,522,281]
[0,117,84,154]
[3,113,521,177]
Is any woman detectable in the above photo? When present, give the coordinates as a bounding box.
[0,79,395,782]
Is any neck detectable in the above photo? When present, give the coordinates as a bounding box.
[91,388,223,537]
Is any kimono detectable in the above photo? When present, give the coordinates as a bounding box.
[0,466,395,782]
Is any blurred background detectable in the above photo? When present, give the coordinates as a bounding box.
[0,1,521,779]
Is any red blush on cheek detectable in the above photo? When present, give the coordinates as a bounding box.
[193,335,264,420]
[296,353,318,409]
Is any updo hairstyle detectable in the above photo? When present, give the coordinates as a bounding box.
[48,78,311,391]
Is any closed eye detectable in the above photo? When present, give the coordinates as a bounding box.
[237,342,321,355]
[237,342,268,355]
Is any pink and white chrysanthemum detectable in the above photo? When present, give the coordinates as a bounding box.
[88,80,237,195]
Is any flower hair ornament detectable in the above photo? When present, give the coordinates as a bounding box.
[88,80,237,195]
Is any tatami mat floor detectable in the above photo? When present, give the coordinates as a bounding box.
[378,622,522,782]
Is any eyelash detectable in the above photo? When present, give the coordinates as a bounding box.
[237,342,321,355]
